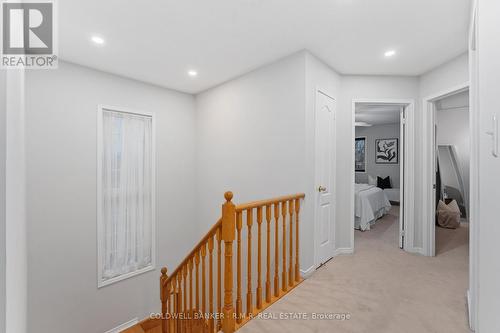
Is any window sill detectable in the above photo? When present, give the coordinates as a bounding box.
[98,264,155,288]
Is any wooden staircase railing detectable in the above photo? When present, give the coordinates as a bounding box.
[159,191,305,333]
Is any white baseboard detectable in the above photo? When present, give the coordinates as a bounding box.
[406,247,424,255]
[300,265,315,278]
[333,247,354,256]
[104,318,139,333]
[467,289,474,331]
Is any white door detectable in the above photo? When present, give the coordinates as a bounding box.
[315,90,335,266]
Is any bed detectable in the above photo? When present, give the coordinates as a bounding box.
[383,188,400,203]
[355,184,391,231]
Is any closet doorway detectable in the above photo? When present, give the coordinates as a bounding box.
[424,86,470,257]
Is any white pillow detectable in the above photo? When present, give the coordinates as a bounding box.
[368,174,377,186]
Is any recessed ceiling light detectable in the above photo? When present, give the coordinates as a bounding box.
[188,70,198,77]
[384,50,396,57]
[91,36,105,45]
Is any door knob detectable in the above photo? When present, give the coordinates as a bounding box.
[318,186,327,192]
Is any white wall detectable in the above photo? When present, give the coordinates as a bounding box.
[0,70,6,333]
[476,0,500,331]
[195,51,341,274]
[355,123,401,188]
[419,53,469,98]
[5,70,27,333]
[195,51,310,267]
[24,61,197,333]
[337,76,419,250]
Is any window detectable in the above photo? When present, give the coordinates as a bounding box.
[97,105,155,287]
[355,137,366,172]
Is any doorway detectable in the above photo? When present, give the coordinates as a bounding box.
[351,99,415,252]
[424,86,470,257]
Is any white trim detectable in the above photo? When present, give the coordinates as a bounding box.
[333,247,354,256]
[467,289,472,329]
[312,86,337,269]
[468,3,478,329]
[300,265,315,279]
[96,104,157,288]
[421,82,469,258]
[405,247,424,256]
[104,318,139,333]
[351,99,415,252]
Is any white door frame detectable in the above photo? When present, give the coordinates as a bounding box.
[422,81,476,331]
[421,82,469,258]
[350,99,415,252]
[313,87,336,268]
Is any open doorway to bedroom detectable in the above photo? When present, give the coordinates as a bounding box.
[425,87,470,257]
[352,101,413,250]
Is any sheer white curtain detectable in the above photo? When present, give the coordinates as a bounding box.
[101,110,153,281]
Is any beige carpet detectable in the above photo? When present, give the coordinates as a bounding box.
[239,207,470,333]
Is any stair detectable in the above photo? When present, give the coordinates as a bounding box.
[131,191,305,333]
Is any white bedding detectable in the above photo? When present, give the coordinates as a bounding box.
[354,184,391,231]
[383,188,400,203]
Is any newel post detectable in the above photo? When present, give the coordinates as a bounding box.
[160,267,169,333]
[221,191,236,333]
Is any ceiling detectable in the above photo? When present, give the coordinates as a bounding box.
[59,0,471,94]
[355,104,402,125]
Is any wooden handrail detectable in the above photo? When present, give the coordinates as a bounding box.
[160,191,305,333]
[235,193,305,212]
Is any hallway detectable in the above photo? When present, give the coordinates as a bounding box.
[239,207,470,333]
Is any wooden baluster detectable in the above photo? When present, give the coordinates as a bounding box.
[184,266,188,333]
[168,281,174,333]
[208,234,215,333]
[221,192,236,333]
[235,211,242,323]
[195,251,200,313]
[160,268,169,333]
[189,260,193,333]
[201,243,207,319]
[177,274,182,333]
[246,209,253,316]
[265,205,272,303]
[288,200,294,287]
[295,199,300,282]
[256,206,263,309]
[273,203,279,297]
[172,275,176,333]
[216,228,222,331]
[281,201,287,292]
[173,275,177,333]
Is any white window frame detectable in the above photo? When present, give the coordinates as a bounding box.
[96,104,157,288]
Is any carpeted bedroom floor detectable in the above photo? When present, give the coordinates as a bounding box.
[239,206,470,333]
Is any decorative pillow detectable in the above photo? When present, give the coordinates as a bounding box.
[436,200,460,229]
[377,176,391,189]
[368,174,377,186]
[446,199,460,213]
